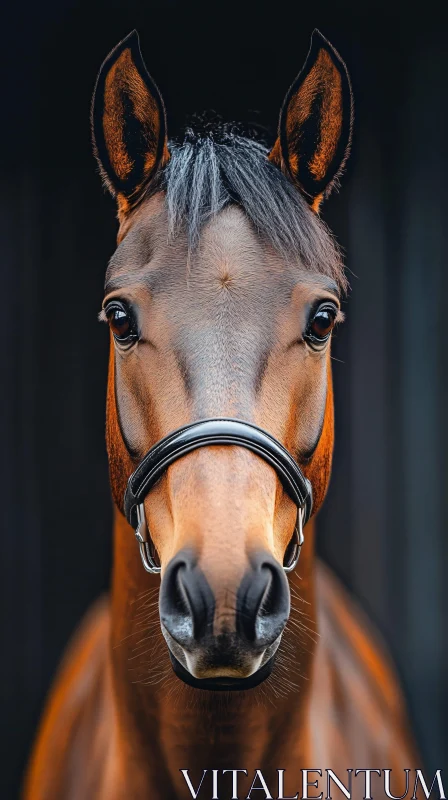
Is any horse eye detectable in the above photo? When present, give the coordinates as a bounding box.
[105,303,137,344]
[306,304,337,346]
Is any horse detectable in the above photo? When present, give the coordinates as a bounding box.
[24,29,418,800]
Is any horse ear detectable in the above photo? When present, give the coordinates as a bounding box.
[269,29,353,212]
[91,31,169,214]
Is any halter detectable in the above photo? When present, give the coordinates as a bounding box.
[124,418,313,575]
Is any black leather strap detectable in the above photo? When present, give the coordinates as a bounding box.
[124,418,313,530]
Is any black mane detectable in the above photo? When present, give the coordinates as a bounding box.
[159,121,347,291]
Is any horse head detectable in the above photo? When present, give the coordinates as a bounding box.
[91,30,353,689]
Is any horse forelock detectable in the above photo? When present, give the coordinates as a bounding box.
[127,122,348,293]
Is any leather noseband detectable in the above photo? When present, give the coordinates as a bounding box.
[123,418,313,574]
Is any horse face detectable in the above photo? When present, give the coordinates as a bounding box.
[92,31,352,686]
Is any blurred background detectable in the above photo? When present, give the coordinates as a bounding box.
[1,0,447,795]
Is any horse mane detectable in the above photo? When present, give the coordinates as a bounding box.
[157,117,347,292]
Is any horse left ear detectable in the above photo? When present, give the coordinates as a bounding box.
[91,30,169,215]
[269,30,353,212]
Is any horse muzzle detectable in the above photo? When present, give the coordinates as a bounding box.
[159,547,290,689]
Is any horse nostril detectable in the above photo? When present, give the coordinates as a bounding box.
[159,549,214,647]
[160,549,289,656]
[237,552,290,647]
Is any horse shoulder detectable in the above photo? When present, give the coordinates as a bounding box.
[311,560,418,768]
[23,595,114,800]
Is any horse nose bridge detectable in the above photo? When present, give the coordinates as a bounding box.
[166,443,279,550]
[162,446,280,635]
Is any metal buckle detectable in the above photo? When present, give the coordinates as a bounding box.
[283,506,304,573]
[134,504,161,574]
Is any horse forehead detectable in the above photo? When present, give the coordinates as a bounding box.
[109,202,299,359]
[112,200,293,292]
[172,212,293,337]
[194,205,272,268]
[185,214,291,295]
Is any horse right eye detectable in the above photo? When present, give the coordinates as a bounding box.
[104,302,138,346]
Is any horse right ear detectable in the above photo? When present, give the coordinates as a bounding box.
[91,31,169,215]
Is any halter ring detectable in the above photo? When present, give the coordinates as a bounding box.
[283,507,304,573]
[135,503,161,574]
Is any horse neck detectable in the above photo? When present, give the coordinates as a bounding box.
[108,508,318,793]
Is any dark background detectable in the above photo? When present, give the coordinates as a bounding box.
[1,1,447,796]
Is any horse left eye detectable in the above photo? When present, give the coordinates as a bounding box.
[306,304,337,346]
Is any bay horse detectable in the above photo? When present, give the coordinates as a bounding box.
[24,30,418,800]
